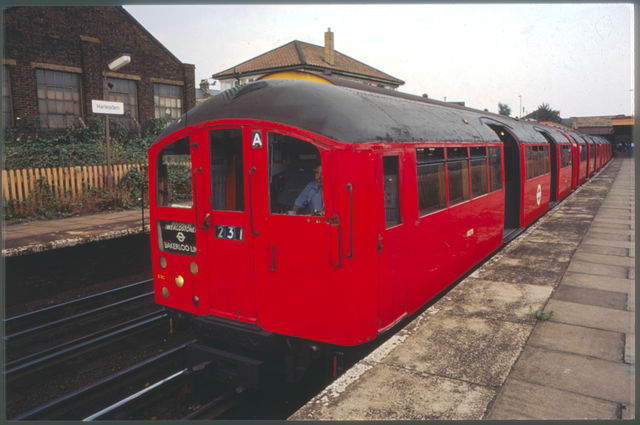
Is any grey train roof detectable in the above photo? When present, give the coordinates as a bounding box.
[157,79,549,146]
[532,124,573,145]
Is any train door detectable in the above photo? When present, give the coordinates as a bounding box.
[487,125,521,235]
[153,132,219,316]
[375,152,408,331]
[249,129,344,342]
[192,127,257,322]
[537,131,558,202]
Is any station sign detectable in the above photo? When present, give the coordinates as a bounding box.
[91,100,124,115]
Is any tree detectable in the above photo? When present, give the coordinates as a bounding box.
[498,103,511,116]
[528,103,562,123]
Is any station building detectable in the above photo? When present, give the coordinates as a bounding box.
[2,6,196,135]
[212,28,404,91]
[570,115,634,153]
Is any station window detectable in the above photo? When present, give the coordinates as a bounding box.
[416,147,446,216]
[488,147,502,192]
[35,68,82,128]
[446,147,470,206]
[154,83,183,120]
[470,147,488,198]
[383,156,401,227]
[107,77,138,129]
[210,128,244,211]
[268,132,324,216]
[157,137,192,208]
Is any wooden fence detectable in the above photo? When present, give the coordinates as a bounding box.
[2,163,147,209]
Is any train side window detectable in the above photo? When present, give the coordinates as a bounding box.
[210,128,244,211]
[416,147,446,216]
[536,146,543,176]
[383,156,401,228]
[559,146,567,168]
[488,147,502,192]
[267,132,323,215]
[446,147,470,206]
[533,146,541,177]
[156,137,192,208]
[525,146,532,179]
[470,147,488,198]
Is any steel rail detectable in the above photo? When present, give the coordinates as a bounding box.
[5,291,155,341]
[5,309,165,372]
[4,311,168,379]
[4,278,153,335]
[11,340,195,420]
[82,368,189,421]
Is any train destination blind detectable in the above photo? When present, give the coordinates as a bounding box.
[158,220,197,256]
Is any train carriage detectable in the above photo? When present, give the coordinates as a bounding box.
[147,78,609,385]
[533,126,573,203]
[564,130,589,186]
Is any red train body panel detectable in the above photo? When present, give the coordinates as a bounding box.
[148,79,612,352]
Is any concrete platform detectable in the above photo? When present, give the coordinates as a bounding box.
[2,209,149,257]
[290,157,635,421]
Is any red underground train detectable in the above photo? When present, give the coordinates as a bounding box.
[147,78,611,385]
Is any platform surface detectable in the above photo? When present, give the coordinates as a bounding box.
[2,209,149,257]
[290,157,635,420]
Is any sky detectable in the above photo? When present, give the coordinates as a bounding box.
[124,3,634,118]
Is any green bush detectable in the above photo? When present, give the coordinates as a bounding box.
[2,116,166,221]
[3,117,167,169]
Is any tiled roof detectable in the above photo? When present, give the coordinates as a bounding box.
[212,40,404,86]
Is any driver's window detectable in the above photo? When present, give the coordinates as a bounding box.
[157,137,192,208]
[268,132,324,216]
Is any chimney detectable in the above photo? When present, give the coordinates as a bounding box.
[324,27,334,66]
[200,79,210,95]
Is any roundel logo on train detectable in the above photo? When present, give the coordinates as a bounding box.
[536,184,542,206]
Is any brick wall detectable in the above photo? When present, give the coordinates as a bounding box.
[3,6,195,134]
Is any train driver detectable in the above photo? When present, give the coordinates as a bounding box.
[293,164,324,215]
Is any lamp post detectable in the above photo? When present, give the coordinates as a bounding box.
[518,94,522,119]
[103,55,131,189]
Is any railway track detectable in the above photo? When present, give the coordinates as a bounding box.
[12,340,242,420]
[4,278,160,372]
[12,342,192,420]
[3,277,197,418]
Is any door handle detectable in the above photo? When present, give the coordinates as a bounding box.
[249,167,258,236]
[377,233,383,253]
[346,183,353,258]
[268,242,276,272]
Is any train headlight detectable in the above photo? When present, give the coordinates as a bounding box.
[189,262,198,275]
[161,287,169,299]
[175,275,185,287]
[159,256,167,269]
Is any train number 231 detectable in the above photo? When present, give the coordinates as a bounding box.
[214,224,244,241]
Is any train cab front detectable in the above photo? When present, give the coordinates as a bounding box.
[147,122,368,385]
